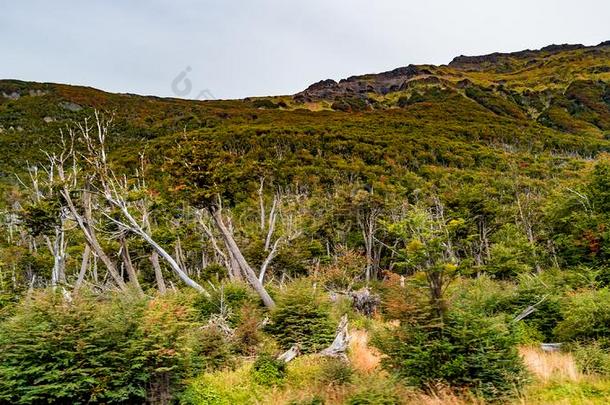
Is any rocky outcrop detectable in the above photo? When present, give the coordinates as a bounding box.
[59,101,83,112]
[448,43,594,70]
[293,64,435,103]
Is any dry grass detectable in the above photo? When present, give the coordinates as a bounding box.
[407,388,483,405]
[520,346,581,382]
[348,329,381,373]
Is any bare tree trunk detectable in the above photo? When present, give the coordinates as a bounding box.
[106,200,210,297]
[44,224,67,287]
[150,251,167,294]
[258,177,266,231]
[119,235,144,296]
[258,238,281,283]
[320,315,350,360]
[61,188,128,291]
[264,196,278,251]
[74,244,91,292]
[516,192,542,273]
[199,214,242,281]
[211,207,275,308]
[358,209,378,283]
[226,248,243,281]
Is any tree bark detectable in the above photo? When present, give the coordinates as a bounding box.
[211,207,275,308]
[74,244,91,293]
[108,200,210,297]
[150,251,167,294]
[320,315,350,360]
[119,235,144,296]
[61,188,128,291]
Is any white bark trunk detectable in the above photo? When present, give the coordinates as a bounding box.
[211,208,275,308]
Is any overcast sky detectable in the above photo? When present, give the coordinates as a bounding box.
[2,0,609,100]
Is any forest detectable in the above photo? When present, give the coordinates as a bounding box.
[0,42,609,404]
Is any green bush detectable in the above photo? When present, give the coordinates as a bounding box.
[571,341,610,376]
[197,326,235,371]
[252,99,279,109]
[319,358,353,385]
[0,291,212,404]
[265,280,335,353]
[345,379,400,405]
[231,305,260,353]
[554,288,610,342]
[193,282,258,326]
[288,396,325,405]
[373,309,528,401]
[250,354,286,386]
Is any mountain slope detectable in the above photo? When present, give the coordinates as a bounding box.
[0,41,608,204]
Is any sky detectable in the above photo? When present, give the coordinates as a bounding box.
[1,0,609,100]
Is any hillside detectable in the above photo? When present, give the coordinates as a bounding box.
[1,42,609,187]
[1,42,610,404]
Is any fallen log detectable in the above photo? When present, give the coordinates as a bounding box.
[277,344,300,363]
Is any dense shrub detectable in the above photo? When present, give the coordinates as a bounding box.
[252,99,279,109]
[192,282,259,326]
[373,309,528,401]
[197,326,235,371]
[319,358,353,385]
[554,288,610,342]
[0,291,210,404]
[250,354,287,386]
[265,280,335,353]
[468,272,567,342]
[344,378,400,405]
[233,304,265,355]
[571,341,610,376]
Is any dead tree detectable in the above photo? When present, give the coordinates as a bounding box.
[102,187,210,297]
[18,163,69,288]
[210,205,275,308]
[78,112,210,297]
[278,315,350,363]
[73,245,91,292]
[118,233,144,296]
[320,315,350,360]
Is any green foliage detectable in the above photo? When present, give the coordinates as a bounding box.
[331,97,369,112]
[344,378,400,405]
[555,288,610,342]
[265,280,335,353]
[373,309,528,401]
[197,326,235,371]
[180,364,263,405]
[20,198,61,236]
[0,291,211,404]
[192,282,259,325]
[250,354,287,386]
[571,341,610,376]
[486,224,536,278]
[252,99,280,109]
[548,157,610,267]
[319,358,353,385]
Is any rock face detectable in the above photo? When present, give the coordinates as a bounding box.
[293,64,434,103]
[292,41,609,106]
[448,43,589,71]
[59,101,83,112]
[2,92,20,100]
